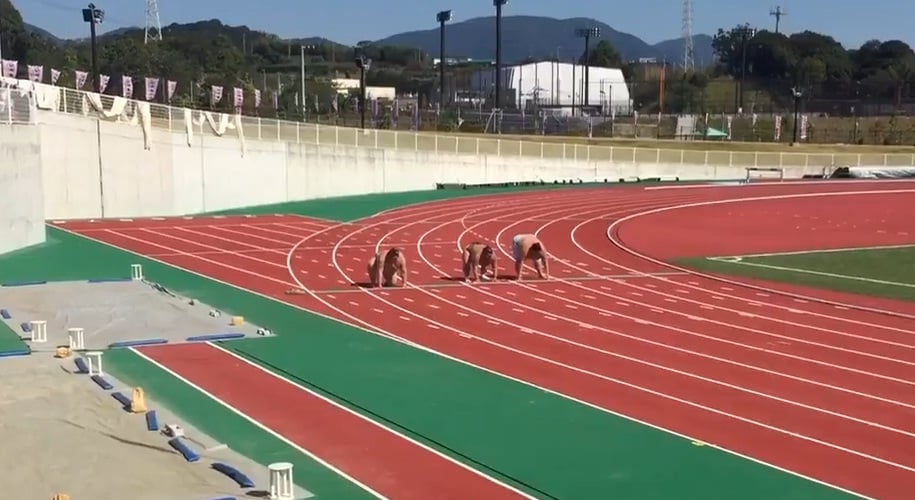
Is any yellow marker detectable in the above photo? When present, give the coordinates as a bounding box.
[691,440,707,447]
[52,495,70,500]
[54,346,71,358]
[130,387,148,413]
[230,315,244,326]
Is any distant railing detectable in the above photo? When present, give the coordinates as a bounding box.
[22,84,915,170]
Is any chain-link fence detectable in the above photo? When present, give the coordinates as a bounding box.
[22,84,915,170]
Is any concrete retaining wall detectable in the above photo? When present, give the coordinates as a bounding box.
[0,125,46,255]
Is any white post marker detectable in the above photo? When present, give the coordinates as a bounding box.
[85,351,104,376]
[131,264,144,281]
[30,320,47,343]
[68,328,85,350]
[267,462,294,500]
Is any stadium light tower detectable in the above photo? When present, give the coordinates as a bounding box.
[575,27,600,114]
[493,0,508,110]
[436,10,453,107]
[82,3,105,93]
[355,55,372,130]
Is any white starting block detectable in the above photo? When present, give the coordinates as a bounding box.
[68,328,85,350]
[29,320,47,343]
[85,351,104,376]
[268,462,295,500]
[163,423,185,438]
[131,264,144,281]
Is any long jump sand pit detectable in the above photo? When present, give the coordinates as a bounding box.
[0,280,311,499]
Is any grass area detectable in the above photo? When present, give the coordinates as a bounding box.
[682,245,915,302]
[0,319,29,356]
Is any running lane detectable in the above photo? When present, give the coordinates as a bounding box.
[139,342,529,500]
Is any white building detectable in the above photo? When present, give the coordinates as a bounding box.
[470,61,631,115]
[332,78,396,101]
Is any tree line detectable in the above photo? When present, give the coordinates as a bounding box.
[3,0,913,117]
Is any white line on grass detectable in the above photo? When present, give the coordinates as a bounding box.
[707,258,915,289]
[710,243,915,260]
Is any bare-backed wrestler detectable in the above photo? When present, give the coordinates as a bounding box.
[367,248,407,288]
[511,234,549,281]
[462,242,498,282]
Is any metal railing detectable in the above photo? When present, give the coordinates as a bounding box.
[33,84,915,170]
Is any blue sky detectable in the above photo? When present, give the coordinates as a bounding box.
[16,0,914,49]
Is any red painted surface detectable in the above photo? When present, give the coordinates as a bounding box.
[140,343,522,500]
[53,180,915,499]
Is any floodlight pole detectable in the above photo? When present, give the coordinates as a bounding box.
[437,10,452,107]
[493,0,507,110]
[575,27,600,115]
[83,3,105,92]
[734,24,756,113]
[356,55,372,129]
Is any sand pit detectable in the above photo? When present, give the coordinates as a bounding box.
[0,280,313,499]
[0,279,271,351]
[0,354,308,500]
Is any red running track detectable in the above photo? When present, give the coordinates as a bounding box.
[54,180,915,499]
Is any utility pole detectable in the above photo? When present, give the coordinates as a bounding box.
[769,6,786,34]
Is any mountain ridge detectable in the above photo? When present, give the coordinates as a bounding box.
[24,15,714,67]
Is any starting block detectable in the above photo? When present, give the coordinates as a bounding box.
[130,387,147,413]
[131,264,144,281]
[163,423,185,438]
[85,351,104,376]
[68,327,85,350]
[230,316,244,326]
[30,320,48,343]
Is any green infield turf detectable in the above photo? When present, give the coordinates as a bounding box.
[682,244,915,302]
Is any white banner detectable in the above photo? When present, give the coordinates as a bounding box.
[75,70,88,89]
[233,87,243,108]
[254,89,261,108]
[99,74,110,93]
[800,114,809,140]
[211,85,223,106]
[774,115,783,141]
[166,80,177,102]
[27,65,43,82]
[1,59,18,79]
[144,77,159,101]
[122,75,134,98]
[50,69,61,85]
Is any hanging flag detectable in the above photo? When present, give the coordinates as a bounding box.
[800,115,809,140]
[166,80,177,102]
[50,69,61,85]
[272,91,279,110]
[774,115,783,141]
[122,75,134,98]
[75,70,88,89]
[1,59,18,78]
[751,113,758,128]
[331,94,338,113]
[411,104,419,130]
[144,77,159,101]
[313,94,319,113]
[233,87,244,109]
[633,110,639,125]
[99,74,110,93]
[27,65,43,82]
[254,89,261,108]
[211,85,224,106]
[726,115,733,140]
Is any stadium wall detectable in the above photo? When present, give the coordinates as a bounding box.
[0,125,46,254]
[35,110,770,221]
